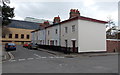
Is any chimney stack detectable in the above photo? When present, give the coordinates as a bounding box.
[53,15,61,24]
[44,20,49,26]
[69,9,80,19]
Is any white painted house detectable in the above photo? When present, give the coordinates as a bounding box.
[46,24,60,46]
[37,29,46,44]
[31,30,38,44]
[31,9,108,53]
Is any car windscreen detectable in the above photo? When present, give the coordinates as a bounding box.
[8,43,15,45]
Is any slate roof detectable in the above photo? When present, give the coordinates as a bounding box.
[7,20,40,30]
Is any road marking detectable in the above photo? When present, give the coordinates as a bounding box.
[4,55,6,59]
[18,59,26,61]
[41,57,47,58]
[55,56,65,58]
[59,64,62,66]
[27,58,34,60]
[49,57,54,58]
[8,52,14,60]
[36,58,41,59]
[9,60,16,62]
[34,54,41,58]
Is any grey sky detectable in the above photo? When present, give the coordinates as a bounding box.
[9,0,118,25]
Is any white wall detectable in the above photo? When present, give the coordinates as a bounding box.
[38,29,46,44]
[32,31,38,44]
[31,32,34,43]
[46,25,60,46]
[78,19,106,52]
[60,20,78,47]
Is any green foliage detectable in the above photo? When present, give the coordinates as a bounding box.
[2,2,14,26]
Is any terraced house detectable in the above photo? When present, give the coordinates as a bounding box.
[31,9,108,53]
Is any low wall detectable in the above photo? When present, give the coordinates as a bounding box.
[38,44,78,53]
[106,39,120,52]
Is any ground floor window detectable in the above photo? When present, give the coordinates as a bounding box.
[50,40,54,45]
[48,40,49,45]
[40,40,42,44]
[56,40,57,46]
[65,40,68,47]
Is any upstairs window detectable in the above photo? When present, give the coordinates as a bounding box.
[21,34,24,39]
[48,30,50,35]
[15,34,18,38]
[26,35,30,39]
[55,29,58,34]
[72,25,75,32]
[65,27,68,33]
[9,34,12,38]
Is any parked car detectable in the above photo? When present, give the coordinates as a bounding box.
[23,43,30,48]
[5,43,16,51]
[28,43,38,50]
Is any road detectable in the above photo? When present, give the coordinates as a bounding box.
[2,45,118,73]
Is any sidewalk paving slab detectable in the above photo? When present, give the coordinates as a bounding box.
[37,48,118,58]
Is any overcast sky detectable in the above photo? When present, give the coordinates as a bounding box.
[9,0,119,26]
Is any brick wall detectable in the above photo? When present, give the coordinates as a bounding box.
[107,40,120,52]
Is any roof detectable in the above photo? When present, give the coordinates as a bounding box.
[31,16,108,33]
[60,16,108,24]
[7,20,40,30]
[46,16,108,28]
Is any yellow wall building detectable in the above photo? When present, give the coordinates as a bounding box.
[2,20,40,45]
[2,27,34,45]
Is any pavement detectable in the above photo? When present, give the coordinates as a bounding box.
[37,48,119,58]
[2,46,119,61]
[3,45,118,73]
[2,48,11,61]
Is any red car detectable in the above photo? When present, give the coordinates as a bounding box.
[23,43,29,48]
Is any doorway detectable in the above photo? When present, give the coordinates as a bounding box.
[72,40,76,52]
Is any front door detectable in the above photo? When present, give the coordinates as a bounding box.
[72,40,76,52]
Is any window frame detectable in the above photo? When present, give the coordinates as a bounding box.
[65,27,68,33]
[15,34,18,39]
[72,25,75,32]
[21,34,24,39]
[26,34,30,39]
[9,34,12,38]
[55,29,58,34]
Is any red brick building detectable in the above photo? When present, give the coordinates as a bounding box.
[107,39,120,52]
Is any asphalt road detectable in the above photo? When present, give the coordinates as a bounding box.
[2,45,118,73]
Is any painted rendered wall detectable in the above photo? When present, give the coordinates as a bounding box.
[78,19,106,52]
[37,29,46,44]
[60,20,78,47]
[2,27,33,45]
[33,31,38,44]
[46,25,60,46]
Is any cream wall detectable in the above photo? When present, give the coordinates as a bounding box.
[78,20,106,52]
[2,27,33,45]
[60,20,78,47]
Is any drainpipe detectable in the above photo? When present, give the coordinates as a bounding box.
[45,28,46,45]
[59,23,61,47]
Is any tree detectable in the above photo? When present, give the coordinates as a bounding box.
[1,0,14,26]
[106,16,116,39]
